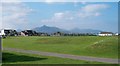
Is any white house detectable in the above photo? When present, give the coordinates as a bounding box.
[98,32,113,36]
[115,33,118,36]
[0,29,6,36]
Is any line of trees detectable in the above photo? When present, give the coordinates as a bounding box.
[51,31,97,36]
[1,29,98,38]
[3,29,116,38]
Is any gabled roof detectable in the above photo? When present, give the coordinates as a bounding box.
[100,32,113,34]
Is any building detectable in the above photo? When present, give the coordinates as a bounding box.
[98,32,113,36]
[0,29,5,36]
[20,30,38,36]
[52,32,63,36]
[0,29,18,37]
[115,33,118,36]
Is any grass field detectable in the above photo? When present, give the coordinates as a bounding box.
[3,36,118,59]
[2,51,105,64]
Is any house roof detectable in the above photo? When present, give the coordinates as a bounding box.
[100,32,113,34]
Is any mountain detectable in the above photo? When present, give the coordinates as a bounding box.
[33,25,69,34]
[33,25,102,34]
[16,29,22,32]
[70,28,102,33]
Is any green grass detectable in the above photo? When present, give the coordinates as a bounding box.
[3,36,118,59]
[2,51,105,64]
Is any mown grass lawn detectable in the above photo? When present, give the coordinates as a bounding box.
[2,36,118,59]
[2,51,105,64]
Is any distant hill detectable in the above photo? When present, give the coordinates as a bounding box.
[70,28,102,33]
[33,25,69,34]
[33,25,102,34]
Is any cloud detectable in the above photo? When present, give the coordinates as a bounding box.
[82,4,108,12]
[54,12,64,19]
[39,3,109,30]
[41,12,64,22]
[81,1,87,5]
[44,0,66,4]
[78,4,108,18]
[41,11,74,23]
[1,2,33,29]
[1,0,21,2]
[73,1,87,7]
[41,4,108,23]
[0,3,2,29]
[0,2,110,31]
[45,0,55,4]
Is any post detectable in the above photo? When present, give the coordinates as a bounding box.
[0,36,2,65]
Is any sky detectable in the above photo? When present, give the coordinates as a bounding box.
[1,1,118,32]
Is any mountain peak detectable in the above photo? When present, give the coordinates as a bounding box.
[42,25,48,27]
[33,25,69,34]
[33,26,101,34]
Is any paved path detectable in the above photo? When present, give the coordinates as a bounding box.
[3,48,119,64]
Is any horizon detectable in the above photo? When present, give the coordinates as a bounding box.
[1,2,118,33]
[1,25,118,33]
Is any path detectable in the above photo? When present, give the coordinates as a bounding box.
[3,48,119,64]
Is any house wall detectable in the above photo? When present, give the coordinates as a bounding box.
[21,32,27,36]
[115,33,118,36]
[98,34,113,36]
[0,30,5,36]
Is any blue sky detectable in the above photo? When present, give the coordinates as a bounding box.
[2,2,118,32]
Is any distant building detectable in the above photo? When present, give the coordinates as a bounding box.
[52,32,63,36]
[0,29,5,36]
[98,32,113,36]
[0,29,18,37]
[115,33,118,36]
[20,31,27,36]
[20,30,38,36]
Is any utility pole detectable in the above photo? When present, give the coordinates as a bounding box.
[0,36,2,65]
